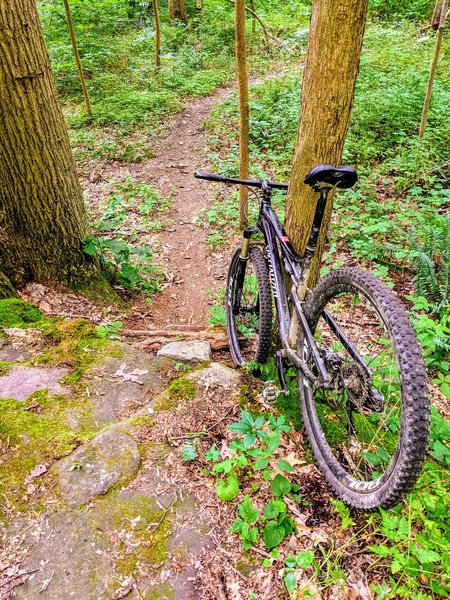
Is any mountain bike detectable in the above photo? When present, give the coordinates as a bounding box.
[194,165,430,509]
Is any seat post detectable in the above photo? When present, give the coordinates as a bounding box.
[303,184,332,266]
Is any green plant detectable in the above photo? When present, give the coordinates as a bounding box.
[282,551,316,596]
[95,320,123,339]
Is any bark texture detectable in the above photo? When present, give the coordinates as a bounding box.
[153,0,161,68]
[235,0,249,229]
[285,0,368,286]
[168,0,187,22]
[0,0,103,292]
[0,272,17,298]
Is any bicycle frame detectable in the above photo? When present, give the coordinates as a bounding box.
[239,180,368,389]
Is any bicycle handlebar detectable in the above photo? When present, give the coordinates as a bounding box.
[194,171,289,190]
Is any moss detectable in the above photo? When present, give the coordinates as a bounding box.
[154,377,196,411]
[0,298,42,327]
[0,360,10,376]
[33,318,120,384]
[128,414,156,428]
[144,583,174,600]
[90,493,174,580]
[0,388,98,508]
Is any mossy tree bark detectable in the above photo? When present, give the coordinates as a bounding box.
[0,0,111,298]
[0,272,17,299]
[235,0,249,229]
[285,0,368,287]
[168,0,187,22]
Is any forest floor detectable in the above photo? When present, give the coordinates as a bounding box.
[83,84,236,330]
[3,68,450,600]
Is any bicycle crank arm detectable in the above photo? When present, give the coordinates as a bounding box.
[275,350,289,395]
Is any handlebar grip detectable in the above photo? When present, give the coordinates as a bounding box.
[194,171,228,183]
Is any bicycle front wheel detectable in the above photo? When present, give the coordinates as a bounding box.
[298,267,429,509]
[226,245,273,366]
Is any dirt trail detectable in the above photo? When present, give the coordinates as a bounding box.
[91,87,236,329]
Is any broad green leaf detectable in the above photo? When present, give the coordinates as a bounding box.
[262,521,286,548]
[217,475,239,502]
[238,495,259,523]
[270,474,292,497]
[283,572,297,596]
[255,458,269,470]
[295,550,314,568]
[276,459,295,473]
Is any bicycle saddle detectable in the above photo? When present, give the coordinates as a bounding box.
[304,164,358,189]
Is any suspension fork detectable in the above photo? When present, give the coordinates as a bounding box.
[232,227,258,313]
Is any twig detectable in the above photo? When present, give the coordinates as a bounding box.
[0,568,40,589]
[147,498,176,534]
[133,581,144,600]
[39,569,54,593]
[206,406,235,431]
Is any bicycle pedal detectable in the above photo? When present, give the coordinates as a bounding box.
[262,381,281,404]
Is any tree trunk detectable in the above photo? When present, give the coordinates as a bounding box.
[285,0,368,288]
[419,0,449,139]
[0,272,17,299]
[235,0,249,229]
[168,0,187,22]
[0,0,110,298]
[431,0,445,28]
[153,0,161,68]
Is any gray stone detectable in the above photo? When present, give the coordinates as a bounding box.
[0,366,69,400]
[188,362,240,389]
[87,345,174,423]
[157,340,211,364]
[54,430,141,508]
[0,341,30,362]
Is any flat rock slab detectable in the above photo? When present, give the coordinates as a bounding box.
[0,366,69,400]
[15,484,213,600]
[87,345,174,423]
[188,362,240,389]
[0,341,30,362]
[158,340,212,364]
[54,430,141,508]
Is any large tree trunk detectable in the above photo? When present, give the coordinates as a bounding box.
[235,0,249,229]
[168,0,187,22]
[285,0,368,288]
[0,0,109,298]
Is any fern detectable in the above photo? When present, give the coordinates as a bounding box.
[409,214,450,315]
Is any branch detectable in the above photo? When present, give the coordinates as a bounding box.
[224,0,271,45]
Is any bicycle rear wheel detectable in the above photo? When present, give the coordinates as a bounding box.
[298,267,429,509]
[226,245,273,365]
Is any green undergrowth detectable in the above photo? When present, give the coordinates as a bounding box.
[83,176,168,294]
[205,18,450,388]
[38,0,308,167]
[184,392,450,598]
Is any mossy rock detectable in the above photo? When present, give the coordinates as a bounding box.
[0,299,41,328]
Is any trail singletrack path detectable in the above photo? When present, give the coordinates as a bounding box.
[87,87,237,330]
[140,88,233,327]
